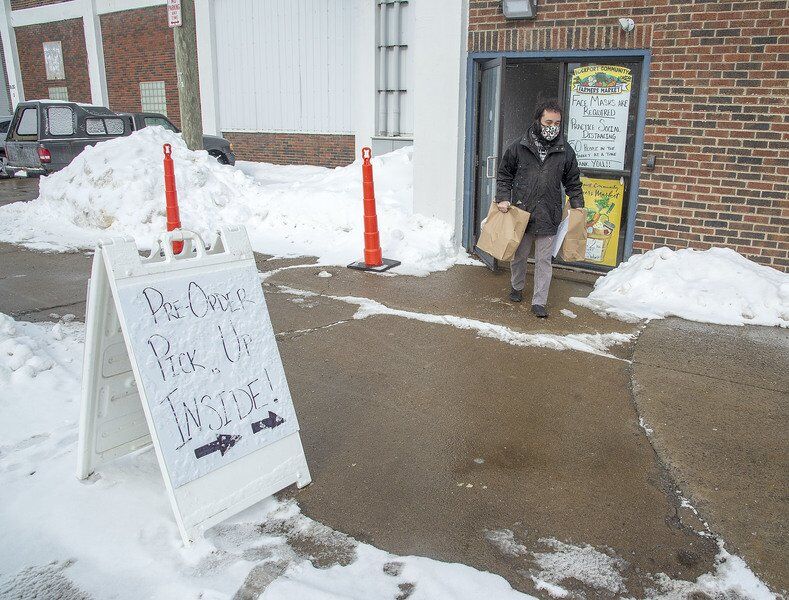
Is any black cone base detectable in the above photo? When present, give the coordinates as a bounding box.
[347,257,401,272]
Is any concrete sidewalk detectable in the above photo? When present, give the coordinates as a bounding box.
[0,228,785,596]
[263,262,786,597]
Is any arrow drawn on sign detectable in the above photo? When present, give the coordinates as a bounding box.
[251,411,285,434]
[194,434,242,459]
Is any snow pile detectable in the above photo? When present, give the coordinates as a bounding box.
[0,313,54,377]
[572,247,789,327]
[0,127,460,275]
[0,314,83,448]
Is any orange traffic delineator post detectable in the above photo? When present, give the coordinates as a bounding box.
[348,147,400,272]
[163,143,183,254]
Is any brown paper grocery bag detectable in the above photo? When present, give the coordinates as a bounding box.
[475,202,531,262]
[558,206,588,262]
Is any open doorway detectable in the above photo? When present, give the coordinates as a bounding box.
[467,53,647,271]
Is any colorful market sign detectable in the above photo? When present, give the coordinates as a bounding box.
[566,65,633,171]
[574,177,625,267]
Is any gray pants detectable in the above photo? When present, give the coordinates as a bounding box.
[510,231,556,306]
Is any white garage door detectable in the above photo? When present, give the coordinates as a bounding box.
[214,0,355,134]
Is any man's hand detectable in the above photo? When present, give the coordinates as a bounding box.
[497,201,511,213]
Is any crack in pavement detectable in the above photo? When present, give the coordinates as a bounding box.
[12,301,86,319]
[629,360,786,394]
[623,327,724,564]
[275,320,352,339]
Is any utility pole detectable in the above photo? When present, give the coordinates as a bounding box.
[171,0,203,150]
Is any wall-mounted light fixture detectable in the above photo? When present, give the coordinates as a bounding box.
[502,0,537,20]
[618,18,635,32]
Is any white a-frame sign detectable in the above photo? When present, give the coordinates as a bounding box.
[77,227,311,544]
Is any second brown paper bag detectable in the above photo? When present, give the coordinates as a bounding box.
[558,206,588,262]
[475,202,530,262]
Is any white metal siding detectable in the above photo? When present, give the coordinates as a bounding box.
[375,0,412,137]
[214,0,354,134]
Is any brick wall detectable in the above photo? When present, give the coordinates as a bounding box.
[469,0,788,271]
[224,132,356,168]
[10,0,69,10]
[15,19,91,104]
[101,6,181,127]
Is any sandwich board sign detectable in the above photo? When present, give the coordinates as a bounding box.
[77,227,311,544]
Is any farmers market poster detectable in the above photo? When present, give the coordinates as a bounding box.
[571,177,625,267]
[566,65,632,171]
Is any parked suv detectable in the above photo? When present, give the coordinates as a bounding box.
[4,101,132,175]
[121,112,235,165]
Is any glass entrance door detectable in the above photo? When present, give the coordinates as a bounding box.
[473,59,504,271]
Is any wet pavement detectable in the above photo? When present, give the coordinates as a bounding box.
[632,318,789,592]
[0,177,786,597]
[0,175,39,207]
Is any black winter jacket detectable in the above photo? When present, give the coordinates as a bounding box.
[495,132,585,236]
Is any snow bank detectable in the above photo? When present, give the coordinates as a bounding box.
[571,247,789,327]
[0,313,83,447]
[0,128,460,275]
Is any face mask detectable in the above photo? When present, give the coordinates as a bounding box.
[541,124,560,141]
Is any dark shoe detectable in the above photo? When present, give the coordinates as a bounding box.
[509,287,523,302]
[531,304,548,318]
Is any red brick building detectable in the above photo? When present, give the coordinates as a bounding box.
[466,0,788,269]
[1,0,786,270]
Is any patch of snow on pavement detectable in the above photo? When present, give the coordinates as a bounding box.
[0,314,534,600]
[571,247,789,327]
[638,417,654,435]
[531,538,628,594]
[261,540,531,600]
[530,576,569,598]
[634,540,775,600]
[484,529,530,557]
[0,128,463,276]
[332,294,634,359]
[273,285,634,358]
[560,309,577,319]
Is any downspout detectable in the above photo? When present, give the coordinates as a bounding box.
[377,0,388,136]
[390,0,401,137]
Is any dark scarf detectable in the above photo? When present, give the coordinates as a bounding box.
[530,127,550,163]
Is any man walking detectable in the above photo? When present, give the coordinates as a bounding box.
[495,99,585,318]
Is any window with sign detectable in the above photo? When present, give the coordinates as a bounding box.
[43,41,65,80]
[563,61,642,268]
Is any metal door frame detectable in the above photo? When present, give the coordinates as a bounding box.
[462,49,652,266]
[472,57,506,270]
